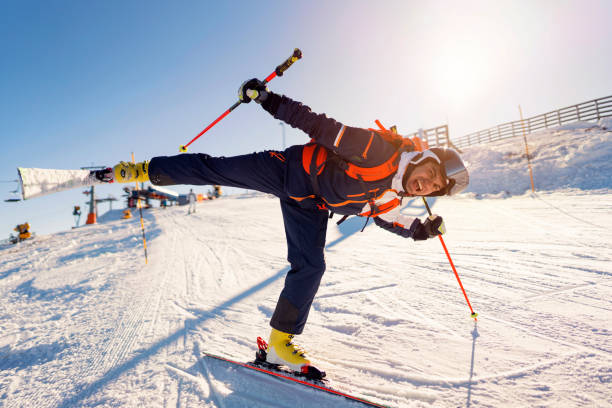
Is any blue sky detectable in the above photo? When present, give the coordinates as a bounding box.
[2,0,612,236]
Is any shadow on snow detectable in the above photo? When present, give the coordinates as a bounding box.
[0,341,69,371]
[13,279,95,302]
[466,321,479,408]
[56,227,162,264]
[55,266,290,408]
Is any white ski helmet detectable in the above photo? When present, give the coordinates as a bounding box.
[428,147,469,196]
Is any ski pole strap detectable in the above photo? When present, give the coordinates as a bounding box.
[360,216,370,232]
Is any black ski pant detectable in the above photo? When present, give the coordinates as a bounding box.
[149,151,328,334]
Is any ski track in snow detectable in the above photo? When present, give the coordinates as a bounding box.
[1,124,612,407]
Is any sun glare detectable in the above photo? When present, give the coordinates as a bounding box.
[433,45,489,104]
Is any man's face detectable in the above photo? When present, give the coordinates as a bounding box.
[403,160,447,196]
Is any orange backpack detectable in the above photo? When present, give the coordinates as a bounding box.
[301,121,429,226]
[302,120,427,182]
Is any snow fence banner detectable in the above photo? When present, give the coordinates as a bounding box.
[18,167,97,200]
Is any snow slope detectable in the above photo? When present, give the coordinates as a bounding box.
[462,119,612,195]
[1,123,611,408]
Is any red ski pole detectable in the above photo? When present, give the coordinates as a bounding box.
[179,48,303,152]
[422,197,478,320]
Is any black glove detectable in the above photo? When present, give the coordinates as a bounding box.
[238,78,269,104]
[412,215,445,241]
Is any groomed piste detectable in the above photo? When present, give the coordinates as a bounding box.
[1,120,611,407]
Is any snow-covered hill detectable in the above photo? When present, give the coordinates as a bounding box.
[1,122,611,408]
[462,118,612,195]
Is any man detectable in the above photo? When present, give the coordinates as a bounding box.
[104,79,469,377]
[187,188,197,214]
[10,222,32,244]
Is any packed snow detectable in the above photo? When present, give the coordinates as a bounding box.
[1,121,611,407]
[462,119,612,195]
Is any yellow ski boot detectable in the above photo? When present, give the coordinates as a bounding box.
[113,161,149,183]
[256,329,325,380]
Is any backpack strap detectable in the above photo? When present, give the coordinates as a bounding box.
[369,120,403,147]
[355,175,379,232]
[344,149,403,181]
[336,214,349,225]
[308,144,324,197]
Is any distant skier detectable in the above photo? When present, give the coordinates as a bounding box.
[10,222,31,243]
[72,206,81,228]
[102,79,469,377]
[187,189,197,214]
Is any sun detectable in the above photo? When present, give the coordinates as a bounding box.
[432,44,489,104]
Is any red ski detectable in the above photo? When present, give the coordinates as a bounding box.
[202,348,390,408]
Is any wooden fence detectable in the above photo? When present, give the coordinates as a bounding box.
[451,95,612,149]
[406,125,452,149]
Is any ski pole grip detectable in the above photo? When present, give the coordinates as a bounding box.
[274,48,302,77]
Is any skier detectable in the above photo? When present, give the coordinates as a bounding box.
[73,206,81,228]
[103,79,469,377]
[187,188,197,214]
[10,222,31,243]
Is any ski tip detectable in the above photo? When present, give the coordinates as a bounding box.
[179,145,188,153]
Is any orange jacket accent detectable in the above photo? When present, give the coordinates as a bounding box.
[361,132,374,159]
[302,141,327,176]
[269,151,286,162]
[344,148,403,182]
[302,134,414,183]
[358,197,401,217]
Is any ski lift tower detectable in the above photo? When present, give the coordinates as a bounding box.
[81,166,106,224]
